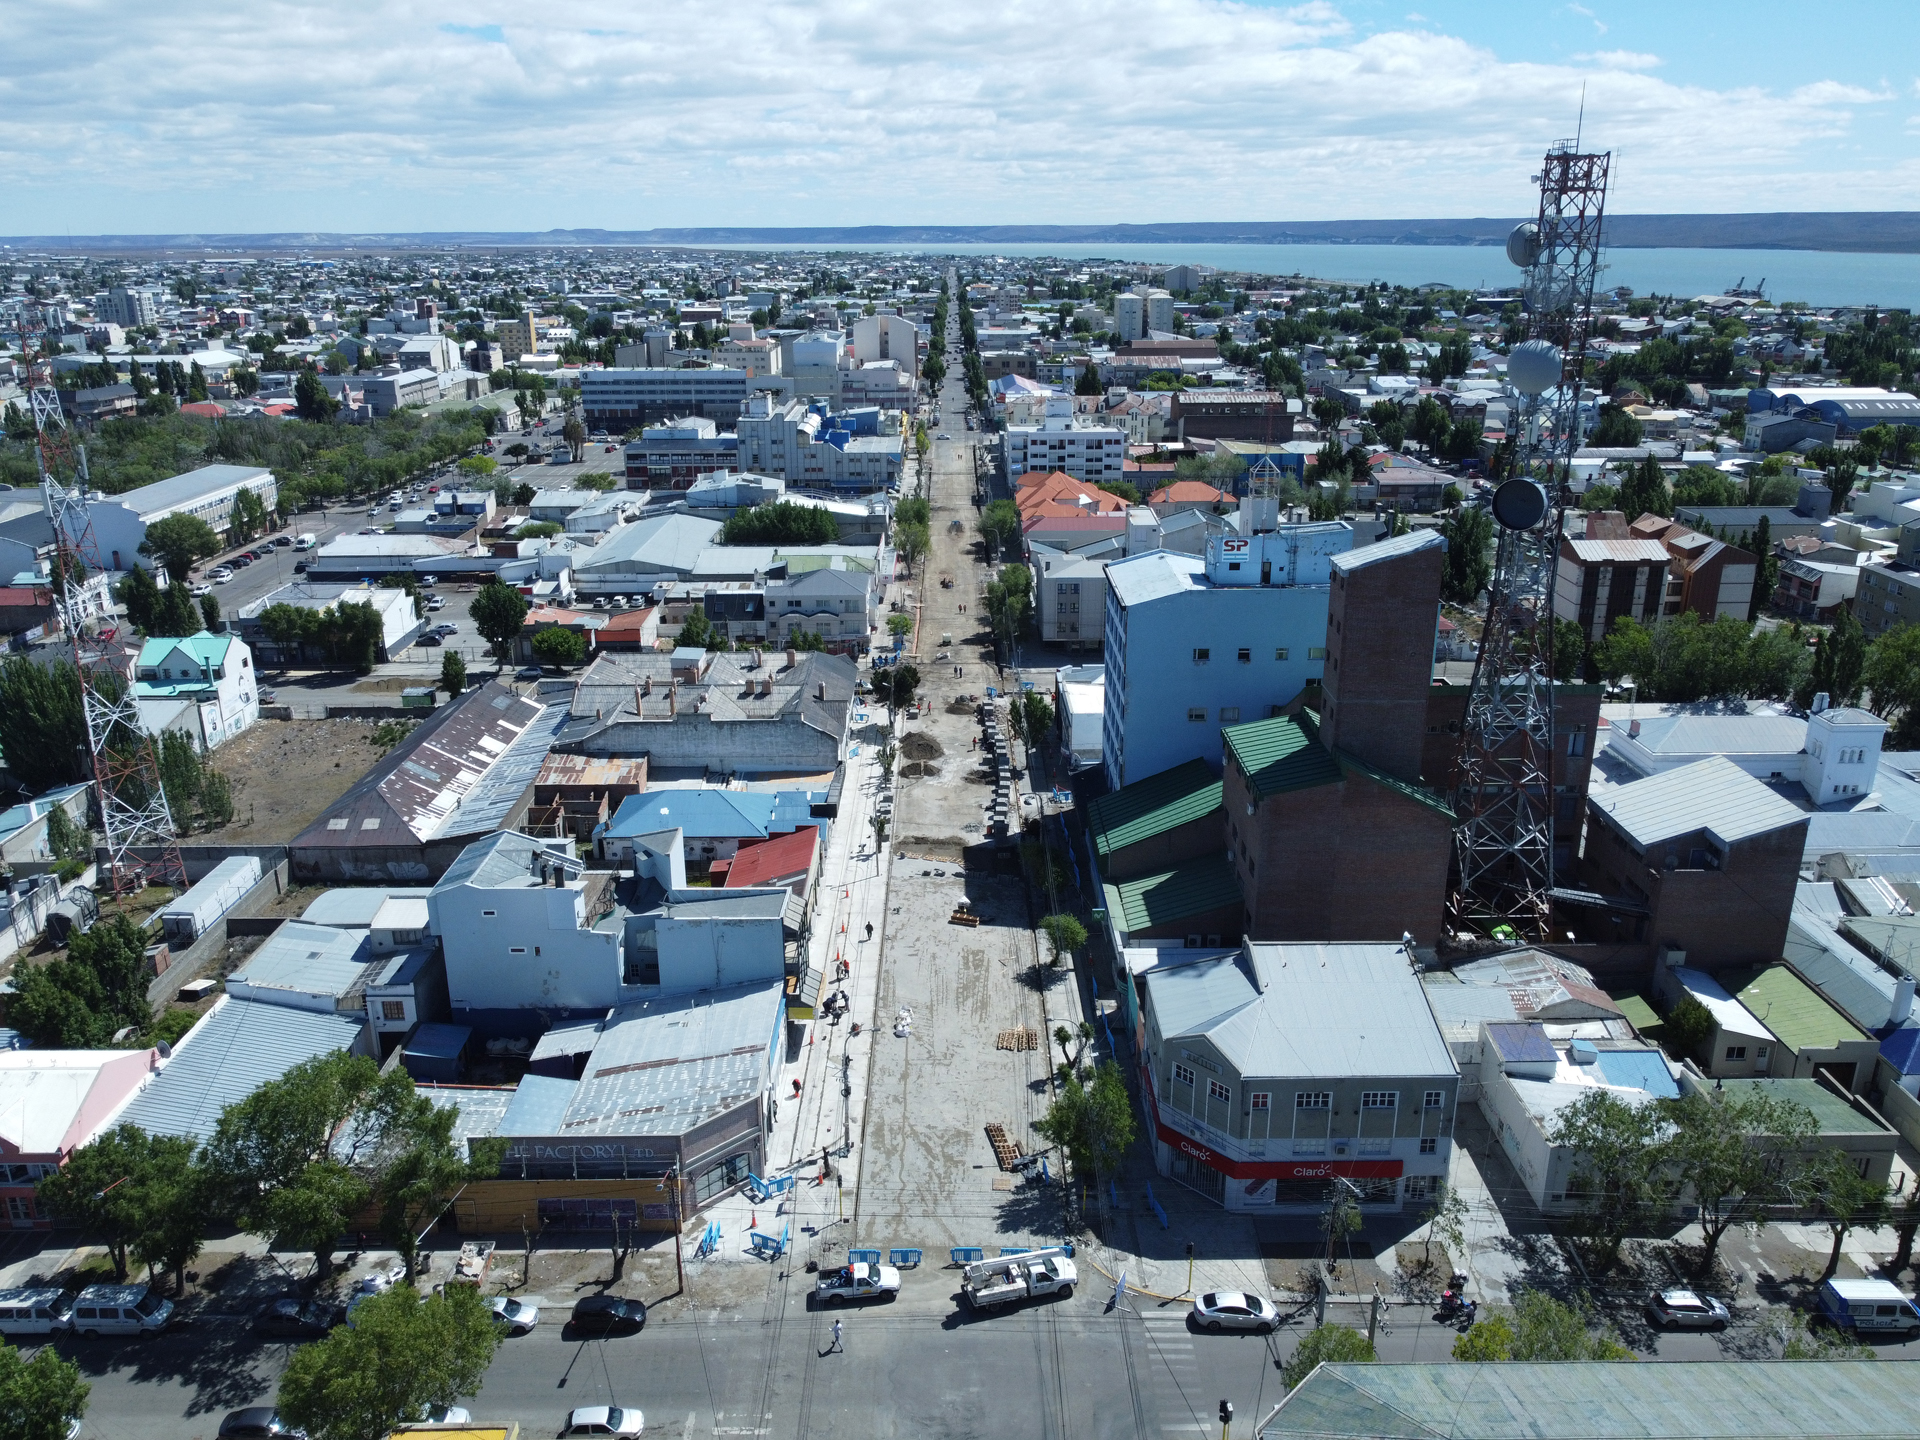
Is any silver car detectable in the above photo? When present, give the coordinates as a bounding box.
[1191,1290,1280,1334]
[562,1406,643,1436]
[1645,1287,1729,1330]
[489,1295,540,1334]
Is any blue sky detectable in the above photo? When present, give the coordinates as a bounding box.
[2,0,1917,234]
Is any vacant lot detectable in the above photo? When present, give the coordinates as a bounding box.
[192,718,403,844]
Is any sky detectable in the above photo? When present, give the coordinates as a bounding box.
[3,0,1918,234]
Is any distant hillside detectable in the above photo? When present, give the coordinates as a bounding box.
[8,214,1920,254]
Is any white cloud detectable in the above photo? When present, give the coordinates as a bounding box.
[0,0,1913,230]
[1574,50,1662,71]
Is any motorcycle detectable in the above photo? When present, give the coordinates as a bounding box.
[1435,1290,1477,1327]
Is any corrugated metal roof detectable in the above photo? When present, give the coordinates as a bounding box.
[1270,1360,1920,1439]
[300,887,433,929]
[227,922,375,1002]
[1728,964,1869,1054]
[500,1074,580,1135]
[1105,852,1241,933]
[1563,538,1673,564]
[403,1023,472,1062]
[1106,551,1205,607]
[117,997,365,1143]
[1329,527,1443,572]
[1147,942,1454,1081]
[1617,712,1806,758]
[1595,1049,1679,1098]
[1591,755,1808,849]
[1223,716,1342,799]
[529,1018,608,1064]
[554,980,783,1138]
[1742,1077,1887,1136]
[1087,758,1222,867]
[607,789,776,840]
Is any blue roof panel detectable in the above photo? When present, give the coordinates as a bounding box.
[500,1074,580,1136]
[1595,1048,1680,1098]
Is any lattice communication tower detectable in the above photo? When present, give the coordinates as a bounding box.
[1448,141,1610,937]
[16,298,184,899]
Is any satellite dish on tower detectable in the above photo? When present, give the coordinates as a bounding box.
[1491,479,1548,532]
[1506,222,1543,269]
[1508,339,1564,396]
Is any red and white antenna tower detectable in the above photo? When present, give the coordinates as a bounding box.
[17,296,184,899]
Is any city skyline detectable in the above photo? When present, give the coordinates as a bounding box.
[5,0,1918,234]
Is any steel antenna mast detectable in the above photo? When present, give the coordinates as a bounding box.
[18,297,184,900]
[1448,139,1610,937]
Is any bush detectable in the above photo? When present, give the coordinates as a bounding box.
[1283,1324,1375,1388]
[530,626,587,667]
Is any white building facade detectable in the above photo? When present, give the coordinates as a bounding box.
[1005,398,1127,486]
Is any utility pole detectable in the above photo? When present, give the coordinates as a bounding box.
[1185,1240,1195,1296]
[667,1165,684,1299]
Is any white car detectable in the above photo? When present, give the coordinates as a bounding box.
[489,1295,539,1334]
[1191,1290,1280,1334]
[426,595,446,610]
[561,1405,643,1436]
[416,1406,470,1424]
[212,570,236,585]
[188,583,213,598]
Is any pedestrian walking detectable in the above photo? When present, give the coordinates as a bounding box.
[865,921,874,940]
[829,1317,844,1353]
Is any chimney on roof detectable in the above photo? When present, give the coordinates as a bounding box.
[669,683,677,717]
[633,686,643,716]
[816,680,825,700]
[1813,692,1830,714]
[751,647,763,670]
[642,675,653,696]
[785,647,797,670]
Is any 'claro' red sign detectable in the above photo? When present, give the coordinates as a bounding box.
[1155,1119,1403,1182]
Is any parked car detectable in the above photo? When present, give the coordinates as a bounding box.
[189,583,213,598]
[217,1409,304,1439]
[213,571,235,585]
[415,1406,471,1424]
[489,1296,539,1334]
[253,1298,341,1340]
[232,555,252,568]
[570,1296,647,1335]
[1645,1288,1730,1331]
[516,666,543,680]
[293,561,311,574]
[426,595,446,610]
[419,574,436,587]
[432,623,457,638]
[1191,1291,1279,1334]
[272,535,293,547]
[258,689,277,704]
[561,1407,643,1437]
[415,632,443,647]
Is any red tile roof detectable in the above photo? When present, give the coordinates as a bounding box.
[1146,481,1232,504]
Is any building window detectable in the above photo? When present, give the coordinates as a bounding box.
[1308,646,1327,660]
[1361,1091,1398,1110]
[1274,648,1289,660]
[1404,1175,1437,1200]
[381,1000,406,1021]
[1219,707,1240,723]
[1208,1079,1231,1104]
[1424,1089,1445,1109]
[1249,1092,1270,1111]
[1192,648,1210,663]
[482,910,497,918]
[1295,1090,1330,1111]
[1419,1136,1438,1155]
[1724,1045,1747,1061]
[1188,708,1207,722]
[1237,648,1251,663]
[1567,726,1587,757]
[1173,1063,1195,1087]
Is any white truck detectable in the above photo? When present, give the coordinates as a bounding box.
[293,532,318,551]
[814,1261,900,1306]
[960,1247,1076,1310]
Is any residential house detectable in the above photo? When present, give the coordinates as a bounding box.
[133,632,260,752]
[0,1048,168,1228]
[1630,515,1761,624]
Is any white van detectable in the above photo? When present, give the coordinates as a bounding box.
[1815,1277,1920,1336]
[293,533,318,551]
[0,1287,75,1336]
[71,1284,173,1337]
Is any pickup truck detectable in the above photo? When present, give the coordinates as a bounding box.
[960,1248,1076,1310]
[814,1262,900,1306]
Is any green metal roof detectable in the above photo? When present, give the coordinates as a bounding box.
[1222,715,1341,799]
[1724,1077,1888,1136]
[1728,964,1869,1056]
[1270,1361,1920,1440]
[1608,991,1666,1040]
[1103,851,1240,935]
[136,631,233,670]
[1086,758,1222,868]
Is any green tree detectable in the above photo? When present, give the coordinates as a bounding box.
[0,656,89,793]
[440,650,466,696]
[198,592,222,631]
[230,486,269,543]
[1618,456,1671,520]
[1039,913,1087,967]
[156,730,204,831]
[872,661,921,718]
[154,581,201,637]
[1033,1061,1136,1182]
[456,455,497,479]
[1283,1324,1375,1388]
[895,520,931,571]
[276,1283,503,1440]
[978,499,1022,557]
[125,1132,207,1294]
[1780,1311,1876,1361]
[1420,1183,1469,1269]
[139,513,220,581]
[530,625,586,667]
[896,496,931,528]
[9,915,154,1051]
[1662,1086,1818,1279]
[676,606,715,650]
[1551,616,1587,681]
[1671,465,1740,508]
[1580,482,1621,513]
[293,370,338,424]
[576,472,617,492]
[1809,1151,1892,1280]
[375,1097,505,1281]
[1590,404,1644,448]
[886,612,914,643]
[1439,505,1493,604]
[514,520,562,540]
[116,563,162,632]
[34,1122,160,1281]
[0,1336,90,1440]
[469,581,530,666]
[1661,994,1717,1062]
[984,564,1033,652]
[1452,1291,1633,1361]
[511,482,537,505]
[1075,362,1103,396]
[719,501,839,546]
[1750,514,1778,621]
[1018,690,1056,747]
[1867,623,1920,745]
[1548,1089,1672,1271]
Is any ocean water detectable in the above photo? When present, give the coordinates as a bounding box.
[706,240,1920,311]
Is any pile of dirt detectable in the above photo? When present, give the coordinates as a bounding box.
[901,761,941,778]
[946,699,977,715]
[965,769,996,786]
[901,733,945,762]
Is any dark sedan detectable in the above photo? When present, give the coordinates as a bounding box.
[253,1298,341,1340]
[570,1295,647,1334]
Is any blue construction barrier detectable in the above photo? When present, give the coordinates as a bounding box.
[889,1248,923,1268]
[951,1247,985,1265]
[696,1220,723,1257]
[748,1226,788,1259]
[745,1173,795,1202]
[1040,1158,1051,1185]
[848,1248,882,1265]
[999,1246,1030,1256]
[1146,1182,1169,1230]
